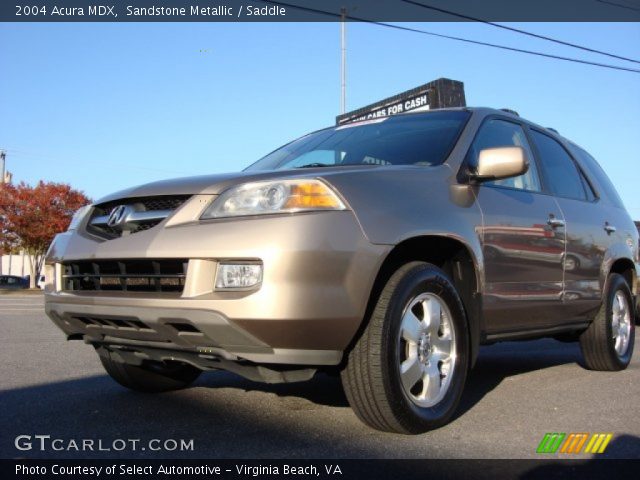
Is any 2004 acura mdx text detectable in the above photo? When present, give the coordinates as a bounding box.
[44,108,639,434]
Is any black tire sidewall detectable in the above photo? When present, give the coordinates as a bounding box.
[565,256,579,271]
[605,274,635,367]
[381,264,469,432]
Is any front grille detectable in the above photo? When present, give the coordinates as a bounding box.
[62,259,188,293]
[86,195,191,239]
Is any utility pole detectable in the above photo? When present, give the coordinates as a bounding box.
[0,150,5,184]
[0,150,4,276]
[340,7,347,114]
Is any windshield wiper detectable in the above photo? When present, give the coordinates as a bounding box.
[296,163,333,168]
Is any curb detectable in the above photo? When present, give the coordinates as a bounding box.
[0,289,44,295]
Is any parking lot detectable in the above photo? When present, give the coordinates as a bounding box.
[1,293,639,459]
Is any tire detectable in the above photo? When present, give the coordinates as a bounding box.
[579,273,635,371]
[563,255,580,272]
[341,262,469,434]
[99,350,201,393]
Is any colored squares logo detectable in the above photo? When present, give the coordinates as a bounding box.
[537,433,613,454]
[537,433,565,453]
[583,433,613,454]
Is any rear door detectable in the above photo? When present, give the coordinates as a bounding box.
[528,129,608,319]
[471,118,567,333]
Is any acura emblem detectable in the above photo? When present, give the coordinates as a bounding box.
[106,205,132,229]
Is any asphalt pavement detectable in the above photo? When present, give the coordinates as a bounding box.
[1,293,639,459]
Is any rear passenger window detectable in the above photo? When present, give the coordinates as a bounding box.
[530,130,586,200]
[468,119,541,192]
[570,145,625,208]
[580,174,596,202]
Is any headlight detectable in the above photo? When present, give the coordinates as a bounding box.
[67,205,92,231]
[201,179,346,219]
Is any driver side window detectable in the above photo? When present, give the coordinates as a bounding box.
[469,119,541,192]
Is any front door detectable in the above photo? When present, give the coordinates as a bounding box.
[470,118,567,333]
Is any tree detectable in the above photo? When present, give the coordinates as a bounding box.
[0,181,90,288]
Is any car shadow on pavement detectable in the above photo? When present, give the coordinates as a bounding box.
[0,339,590,459]
[0,373,372,459]
[197,370,350,408]
[455,339,584,419]
[192,339,586,418]
[201,339,586,418]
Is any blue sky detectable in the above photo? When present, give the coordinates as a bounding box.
[1,22,639,217]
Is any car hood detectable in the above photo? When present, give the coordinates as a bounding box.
[95,165,387,203]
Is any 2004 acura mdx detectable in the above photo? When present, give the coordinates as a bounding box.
[44,108,639,434]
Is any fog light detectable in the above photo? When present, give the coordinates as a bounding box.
[215,263,263,289]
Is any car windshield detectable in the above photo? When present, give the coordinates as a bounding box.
[245,110,470,171]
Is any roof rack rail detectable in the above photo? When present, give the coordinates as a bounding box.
[547,127,559,134]
[500,108,519,116]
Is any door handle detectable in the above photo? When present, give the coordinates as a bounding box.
[604,223,617,234]
[547,216,565,228]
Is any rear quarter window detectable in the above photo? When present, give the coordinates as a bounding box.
[569,144,626,209]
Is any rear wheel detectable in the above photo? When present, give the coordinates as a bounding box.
[579,273,635,371]
[99,350,201,392]
[341,262,469,434]
[563,255,580,272]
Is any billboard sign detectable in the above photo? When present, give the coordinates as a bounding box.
[336,78,466,125]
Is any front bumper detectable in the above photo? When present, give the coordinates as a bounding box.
[45,208,389,366]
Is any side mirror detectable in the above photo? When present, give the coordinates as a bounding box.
[470,146,529,181]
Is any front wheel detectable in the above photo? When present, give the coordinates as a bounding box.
[341,262,469,434]
[563,255,580,272]
[579,273,635,371]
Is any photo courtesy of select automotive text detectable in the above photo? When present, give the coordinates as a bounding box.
[1,0,639,478]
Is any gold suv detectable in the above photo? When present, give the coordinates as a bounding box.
[45,108,639,433]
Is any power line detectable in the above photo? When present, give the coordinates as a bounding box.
[259,1,640,74]
[596,0,640,13]
[401,0,640,65]
[374,23,640,73]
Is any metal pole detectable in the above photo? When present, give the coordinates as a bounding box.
[1,151,6,274]
[340,7,347,114]
[0,150,5,184]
